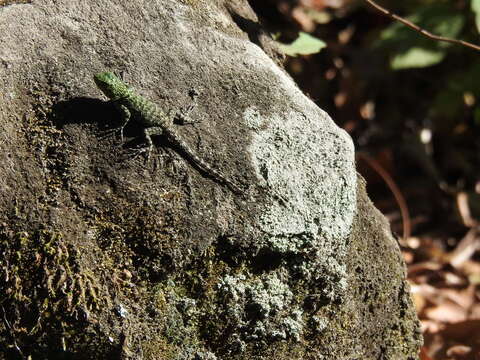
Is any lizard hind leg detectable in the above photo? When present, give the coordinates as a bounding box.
[122,126,164,162]
[142,126,164,161]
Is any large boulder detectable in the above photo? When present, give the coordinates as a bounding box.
[0,1,422,359]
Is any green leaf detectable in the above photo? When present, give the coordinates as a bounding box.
[376,4,465,69]
[278,32,326,57]
[391,47,446,70]
[431,63,480,119]
[472,0,480,33]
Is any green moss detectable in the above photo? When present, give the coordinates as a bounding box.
[141,335,178,360]
[0,228,113,358]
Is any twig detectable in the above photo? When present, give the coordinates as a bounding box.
[364,0,480,52]
[357,152,411,240]
[449,226,480,268]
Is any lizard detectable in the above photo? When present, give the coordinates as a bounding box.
[93,71,242,195]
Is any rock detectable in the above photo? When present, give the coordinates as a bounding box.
[0,0,422,359]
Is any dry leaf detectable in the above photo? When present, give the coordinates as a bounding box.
[424,302,467,323]
[446,344,472,358]
[449,227,480,268]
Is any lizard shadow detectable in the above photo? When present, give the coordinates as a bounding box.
[51,97,147,147]
[51,97,242,193]
[51,97,201,162]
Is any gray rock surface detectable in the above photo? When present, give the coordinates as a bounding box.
[0,0,421,359]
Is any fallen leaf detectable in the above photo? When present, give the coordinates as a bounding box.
[446,344,472,357]
[424,302,467,323]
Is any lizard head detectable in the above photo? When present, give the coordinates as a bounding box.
[94,71,129,100]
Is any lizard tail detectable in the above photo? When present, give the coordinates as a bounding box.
[165,131,242,195]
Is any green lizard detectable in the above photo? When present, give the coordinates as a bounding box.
[94,71,241,194]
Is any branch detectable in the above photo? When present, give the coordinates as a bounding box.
[356,152,412,240]
[364,0,480,52]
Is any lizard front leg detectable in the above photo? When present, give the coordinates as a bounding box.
[112,103,132,142]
